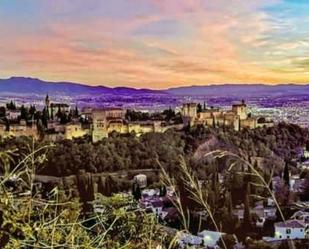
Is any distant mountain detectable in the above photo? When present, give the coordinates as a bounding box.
[167,84,309,97]
[1,77,309,99]
[0,77,165,96]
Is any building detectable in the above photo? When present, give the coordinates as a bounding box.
[232,100,248,120]
[181,103,197,126]
[64,122,90,140]
[92,108,126,142]
[134,174,147,188]
[274,220,308,240]
[177,232,203,249]
[7,109,21,120]
[182,100,274,131]
[45,95,70,119]
[198,230,226,248]
[91,108,182,142]
[1,120,38,138]
[233,205,277,227]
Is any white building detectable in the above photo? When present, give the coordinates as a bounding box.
[198,230,226,248]
[134,174,147,188]
[274,220,308,240]
[177,232,203,249]
[7,109,21,120]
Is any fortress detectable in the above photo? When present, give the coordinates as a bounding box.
[91,108,183,142]
[0,96,273,142]
[181,100,274,131]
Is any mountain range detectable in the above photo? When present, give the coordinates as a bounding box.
[1,76,309,98]
[0,77,164,96]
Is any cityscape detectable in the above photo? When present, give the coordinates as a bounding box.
[1,1,309,249]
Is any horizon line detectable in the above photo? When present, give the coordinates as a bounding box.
[1,75,309,90]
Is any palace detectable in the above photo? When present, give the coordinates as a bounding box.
[91,108,182,142]
[182,100,274,131]
[0,96,273,142]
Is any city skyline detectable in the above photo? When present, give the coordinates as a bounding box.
[1,1,309,89]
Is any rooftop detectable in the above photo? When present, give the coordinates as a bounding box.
[275,220,305,228]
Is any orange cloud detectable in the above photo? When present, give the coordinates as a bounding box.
[1,0,309,88]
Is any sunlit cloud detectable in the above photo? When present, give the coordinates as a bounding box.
[0,0,309,88]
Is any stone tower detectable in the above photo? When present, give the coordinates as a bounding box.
[181,103,197,126]
[232,100,248,120]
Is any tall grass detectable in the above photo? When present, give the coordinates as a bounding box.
[159,149,296,249]
[0,141,169,248]
[203,150,295,249]
[159,157,228,249]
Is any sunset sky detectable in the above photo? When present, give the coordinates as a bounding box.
[1,0,309,89]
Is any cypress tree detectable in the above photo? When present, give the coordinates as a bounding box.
[132,183,141,201]
[159,185,167,197]
[243,181,252,230]
[283,161,290,188]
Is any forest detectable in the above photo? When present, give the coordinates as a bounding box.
[0,123,308,178]
[1,123,309,248]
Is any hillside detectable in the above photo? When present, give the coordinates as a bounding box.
[0,77,164,96]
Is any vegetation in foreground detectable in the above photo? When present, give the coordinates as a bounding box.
[0,123,309,248]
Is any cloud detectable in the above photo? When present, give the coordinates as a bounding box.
[1,0,309,87]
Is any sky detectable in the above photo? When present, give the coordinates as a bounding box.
[1,0,309,89]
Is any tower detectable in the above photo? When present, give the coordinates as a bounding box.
[45,94,50,120]
[232,100,247,120]
[45,94,50,108]
[181,103,197,127]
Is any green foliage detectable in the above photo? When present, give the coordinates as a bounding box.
[283,161,290,187]
[0,148,171,248]
[132,182,141,201]
[217,234,237,249]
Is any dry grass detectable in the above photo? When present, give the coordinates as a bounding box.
[0,141,170,248]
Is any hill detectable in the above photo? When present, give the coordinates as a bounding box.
[167,84,309,97]
[0,77,165,96]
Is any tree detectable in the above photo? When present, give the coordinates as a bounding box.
[50,106,54,120]
[217,234,237,249]
[4,118,10,132]
[56,106,62,119]
[29,105,36,118]
[159,185,167,197]
[6,101,16,110]
[20,105,28,121]
[36,118,45,140]
[243,181,252,230]
[59,112,69,124]
[0,107,6,118]
[299,176,309,201]
[74,106,79,118]
[41,108,48,127]
[283,161,290,188]
[197,103,202,113]
[132,182,141,201]
[212,114,216,128]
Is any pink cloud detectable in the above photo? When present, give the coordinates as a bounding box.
[1,0,309,87]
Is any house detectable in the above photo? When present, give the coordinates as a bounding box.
[290,175,305,193]
[298,160,309,170]
[233,205,277,227]
[198,230,226,248]
[7,109,21,120]
[291,211,309,219]
[134,174,147,188]
[140,189,163,214]
[271,176,283,192]
[177,232,203,249]
[274,220,308,239]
